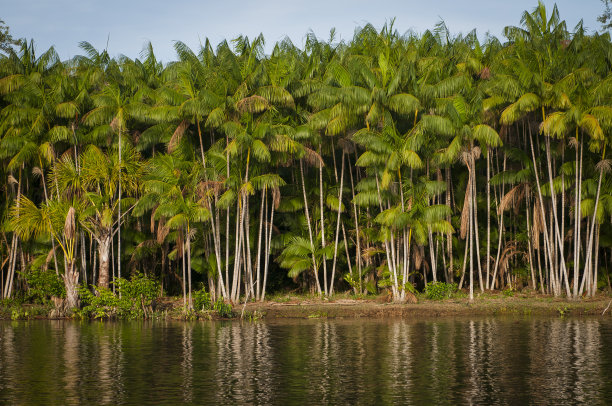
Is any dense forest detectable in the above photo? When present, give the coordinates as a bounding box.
[1,2,611,312]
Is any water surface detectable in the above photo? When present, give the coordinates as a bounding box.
[1,317,611,405]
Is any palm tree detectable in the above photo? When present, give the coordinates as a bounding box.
[10,196,81,310]
[82,75,149,284]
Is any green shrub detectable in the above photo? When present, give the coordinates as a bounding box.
[23,269,65,303]
[213,299,233,318]
[78,273,160,319]
[502,288,515,297]
[193,287,212,311]
[425,282,458,300]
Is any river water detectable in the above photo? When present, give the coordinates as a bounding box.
[1,317,612,405]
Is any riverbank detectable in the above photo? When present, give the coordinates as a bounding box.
[2,291,612,320]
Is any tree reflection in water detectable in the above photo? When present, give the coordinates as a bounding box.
[0,318,611,405]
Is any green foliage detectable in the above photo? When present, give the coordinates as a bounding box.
[213,299,233,318]
[193,287,212,311]
[78,273,160,319]
[22,269,65,303]
[502,288,515,297]
[424,282,458,300]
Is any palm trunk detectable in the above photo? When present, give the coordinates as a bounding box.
[528,128,557,296]
[319,146,328,296]
[471,151,483,292]
[97,234,112,287]
[545,136,571,296]
[300,159,322,294]
[186,227,192,309]
[118,122,122,287]
[330,151,345,296]
[255,188,265,300]
[348,155,362,293]
[63,260,79,311]
[582,148,605,297]
[486,150,491,289]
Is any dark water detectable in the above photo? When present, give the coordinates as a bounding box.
[1,317,612,405]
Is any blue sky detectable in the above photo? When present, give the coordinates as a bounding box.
[2,0,606,63]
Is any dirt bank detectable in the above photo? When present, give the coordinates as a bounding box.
[242,295,612,319]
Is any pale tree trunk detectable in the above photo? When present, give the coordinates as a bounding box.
[470,151,483,292]
[118,122,122,286]
[261,188,276,301]
[97,234,112,287]
[348,155,362,293]
[225,135,231,299]
[528,129,557,296]
[469,179,474,301]
[330,151,345,295]
[319,146,328,296]
[300,159,322,295]
[375,173,399,300]
[593,224,600,297]
[186,227,193,309]
[255,188,265,300]
[4,168,22,299]
[446,167,453,283]
[582,149,605,297]
[486,150,491,289]
[545,136,571,296]
[63,260,80,311]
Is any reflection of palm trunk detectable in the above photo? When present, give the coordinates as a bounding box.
[63,323,80,402]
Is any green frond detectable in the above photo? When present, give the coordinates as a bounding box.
[473,124,502,147]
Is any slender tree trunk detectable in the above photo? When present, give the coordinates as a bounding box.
[186,227,192,309]
[528,128,557,296]
[118,122,122,288]
[300,159,321,294]
[348,155,362,292]
[255,188,265,300]
[582,148,605,296]
[545,136,571,296]
[261,188,275,302]
[486,150,491,289]
[319,146,328,296]
[330,151,345,295]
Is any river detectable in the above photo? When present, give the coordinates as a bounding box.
[1,317,612,405]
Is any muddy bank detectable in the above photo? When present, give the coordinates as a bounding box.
[243,296,612,319]
[2,294,612,320]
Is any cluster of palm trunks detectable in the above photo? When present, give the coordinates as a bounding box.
[1,2,611,310]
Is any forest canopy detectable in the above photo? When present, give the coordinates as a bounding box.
[1,1,611,312]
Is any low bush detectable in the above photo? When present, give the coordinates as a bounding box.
[424,282,458,300]
[22,269,65,304]
[78,272,160,319]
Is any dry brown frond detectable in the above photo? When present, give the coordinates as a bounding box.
[64,207,76,240]
[157,218,169,244]
[595,159,612,174]
[302,147,324,167]
[272,186,281,209]
[460,177,472,239]
[168,119,189,153]
[498,185,524,215]
[532,197,543,249]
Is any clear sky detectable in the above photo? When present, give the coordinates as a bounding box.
[1,0,606,63]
